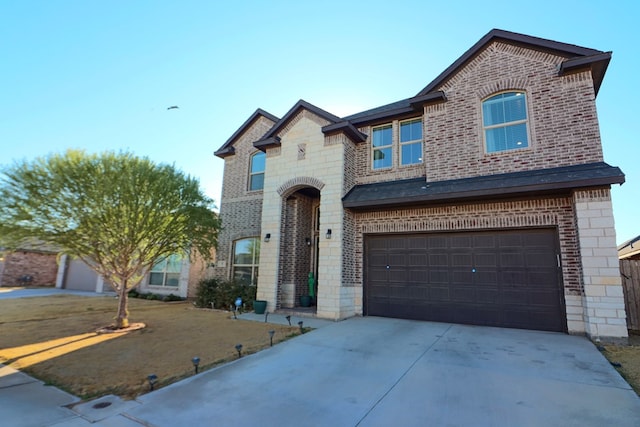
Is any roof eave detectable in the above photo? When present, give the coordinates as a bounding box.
[343,173,625,210]
[263,99,342,140]
[558,52,612,96]
[417,28,607,97]
[322,121,367,143]
[254,136,281,152]
[214,146,235,158]
[213,108,279,158]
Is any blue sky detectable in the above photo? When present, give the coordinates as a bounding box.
[1,1,638,244]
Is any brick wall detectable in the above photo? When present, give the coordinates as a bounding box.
[279,194,315,305]
[352,41,604,186]
[425,42,603,182]
[0,250,58,287]
[213,114,276,281]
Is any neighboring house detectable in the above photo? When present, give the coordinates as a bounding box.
[57,253,212,298]
[618,236,640,260]
[213,29,628,341]
[0,248,58,287]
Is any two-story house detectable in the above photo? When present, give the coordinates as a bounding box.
[214,29,628,341]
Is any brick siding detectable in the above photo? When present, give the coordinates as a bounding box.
[0,250,58,287]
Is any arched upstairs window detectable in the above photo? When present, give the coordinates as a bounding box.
[249,151,265,191]
[482,91,529,153]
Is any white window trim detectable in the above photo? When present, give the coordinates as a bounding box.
[482,91,531,154]
[232,237,260,285]
[399,118,423,166]
[248,152,265,191]
[371,123,393,170]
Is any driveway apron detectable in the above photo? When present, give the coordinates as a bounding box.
[122,317,640,427]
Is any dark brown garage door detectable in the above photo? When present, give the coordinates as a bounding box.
[364,229,565,332]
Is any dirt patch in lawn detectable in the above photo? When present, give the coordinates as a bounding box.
[602,333,640,396]
[0,295,299,400]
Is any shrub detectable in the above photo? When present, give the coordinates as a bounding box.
[194,278,257,310]
[162,294,183,302]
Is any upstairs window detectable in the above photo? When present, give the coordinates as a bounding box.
[148,254,182,287]
[483,91,529,153]
[372,124,393,169]
[249,151,265,191]
[400,118,423,165]
[233,237,260,285]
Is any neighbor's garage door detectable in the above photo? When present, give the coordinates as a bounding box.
[364,229,565,332]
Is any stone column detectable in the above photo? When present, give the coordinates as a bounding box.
[573,189,627,342]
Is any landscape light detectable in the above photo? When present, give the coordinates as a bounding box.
[192,357,200,374]
[147,374,158,391]
[235,344,243,358]
[269,330,275,346]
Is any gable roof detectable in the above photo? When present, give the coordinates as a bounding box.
[216,29,611,154]
[417,28,611,97]
[214,108,279,158]
[254,100,344,151]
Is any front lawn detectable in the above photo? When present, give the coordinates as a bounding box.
[0,295,298,399]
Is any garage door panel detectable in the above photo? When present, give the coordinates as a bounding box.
[388,254,407,266]
[408,254,427,266]
[408,237,427,250]
[430,286,450,301]
[451,254,472,267]
[388,239,406,250]
[451,235,473,248]
[365,229,565,332]
[475,270,498,284]
[529,271,558,287]
[501,252,525,268]
[452,270,473,283]
[474,235,496,248]
[429,253,448,267]
[477,289,499,303]
[475,252,497,267]
[428,270,449,283]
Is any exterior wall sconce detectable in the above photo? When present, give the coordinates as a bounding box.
[264,233,271,242]
[326,229,332,239]
[305,237,312,246]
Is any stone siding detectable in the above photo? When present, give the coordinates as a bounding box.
[573,188,627,340]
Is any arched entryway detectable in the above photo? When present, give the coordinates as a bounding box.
[278,185,322,310]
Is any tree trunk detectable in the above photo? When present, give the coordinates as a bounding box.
[115,280,129,329]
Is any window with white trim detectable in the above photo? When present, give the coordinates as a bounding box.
[148,254,182,287]
[249,152,265,191]
[482,91,529,153]
[400,118,423,165]
[372,124,392,169]
[232,237,260,285]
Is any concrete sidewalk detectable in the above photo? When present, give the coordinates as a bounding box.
[2,317,640,426]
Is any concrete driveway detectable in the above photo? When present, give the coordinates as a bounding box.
[108,317,638,426]
[3,316,640,426]
[0,287,112,299]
